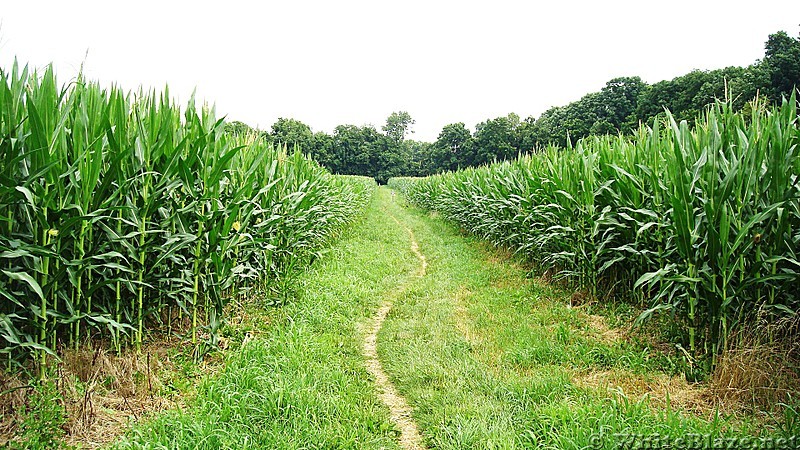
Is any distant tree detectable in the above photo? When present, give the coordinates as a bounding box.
[406,140,434,176]
[373,135,409,184]
[270,118,313,152]
[633,66,766,127]
[561,92,599,140]
[332,124,380,177]
[597,76,647,131]
[633,70,715,124]
[589,119,617,136]
[310,131,336,172]
[530,106,569,148]
[432,122,474,172]
[735,63,771,106]
[526,77,644,148]
[763,30,800,101]
[224,120,257,135]
[255,29,795,179]
[382,111,415,143]
[517,116,538,152]
[695,66,761,111]
[473,114,520,166]
[634,79,677,124]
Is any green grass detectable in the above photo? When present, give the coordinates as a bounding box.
[107,187,797,449]
[113,188,416,449]
[389,96,800,373]
[378,192,790,449]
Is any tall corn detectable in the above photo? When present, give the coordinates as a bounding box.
[0,62,375,375]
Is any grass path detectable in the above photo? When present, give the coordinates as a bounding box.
[378,189,770,449]
[113,187,774,449]
[362,211,427,450]
[114,187,418,449]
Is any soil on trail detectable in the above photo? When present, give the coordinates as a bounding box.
[362,211,427,450]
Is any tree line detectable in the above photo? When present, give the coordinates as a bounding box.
[228,30,799,181]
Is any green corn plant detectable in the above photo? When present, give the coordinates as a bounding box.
[390,94,799,377]
[1,61,375,372]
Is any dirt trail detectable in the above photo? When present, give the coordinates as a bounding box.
[362,211,427,450]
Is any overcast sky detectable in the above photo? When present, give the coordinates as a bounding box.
[1,1,798,142]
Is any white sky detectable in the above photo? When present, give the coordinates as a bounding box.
[1,1,799,142]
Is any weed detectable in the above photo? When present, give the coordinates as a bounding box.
[10,379,70,450]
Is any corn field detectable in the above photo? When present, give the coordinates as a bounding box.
[0,62,375,376]
[390,97,800,376]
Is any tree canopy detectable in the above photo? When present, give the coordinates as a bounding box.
[231,30,799,182]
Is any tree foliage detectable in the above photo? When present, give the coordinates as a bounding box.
[432,122,474,171]
[763,30,800,101]
[230,30,799,180]
[382,111,415,143]
[270,117,313,151]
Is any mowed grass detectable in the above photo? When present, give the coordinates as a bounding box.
[113,188,419,449]
[112,187,791,449]
[379,194,779,449]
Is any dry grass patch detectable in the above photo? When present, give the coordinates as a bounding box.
[573,368,722,417]
[709,319,800,413]
[583,313,626,344]
[574,318,800,423]
[0,334,230,449]
[0,374,29,445]
[60,342,181,449]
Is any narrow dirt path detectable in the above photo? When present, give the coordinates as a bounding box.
[362,211,427,450]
